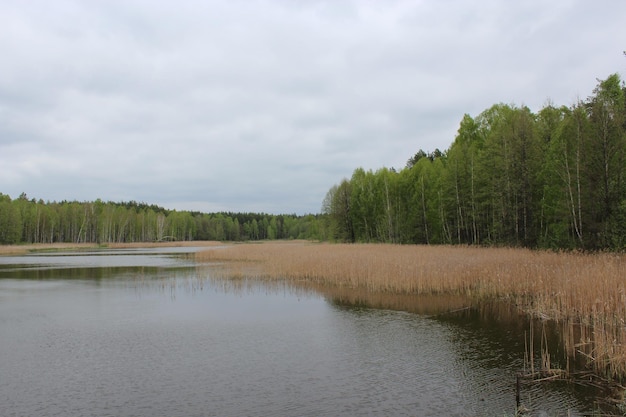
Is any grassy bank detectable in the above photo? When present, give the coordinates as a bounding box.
[0,241,223,256]
[0,242,100,255]
[196,241,626,381]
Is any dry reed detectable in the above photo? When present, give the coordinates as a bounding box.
[0,241,223,256]
[107,241,223,249]
[0,242,100,255]
[196,241,626,380]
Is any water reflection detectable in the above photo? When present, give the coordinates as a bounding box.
[0,248,621,416]
[308,284,620,414]
[311,285,473,316]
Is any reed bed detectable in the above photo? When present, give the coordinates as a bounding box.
[197,241,626,380]
[107,241,223,249]
[0,241,223,255]
[0,242,100,255]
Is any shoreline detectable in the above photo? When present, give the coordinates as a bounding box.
[0,240,223,256]
[196,242,626,389]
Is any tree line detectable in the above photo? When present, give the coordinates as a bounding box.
[323,73,626,250]
[0,194,325,244]
[2,73,624,250]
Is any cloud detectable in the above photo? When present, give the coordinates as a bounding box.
[1,0,625,214]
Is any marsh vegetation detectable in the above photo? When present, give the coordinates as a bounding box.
[1,246,616,415]
[197,242,626,384]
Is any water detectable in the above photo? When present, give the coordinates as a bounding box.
[0,247,615,416]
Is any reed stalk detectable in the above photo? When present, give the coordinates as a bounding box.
[0,241,222,255]
[196,241,626,381]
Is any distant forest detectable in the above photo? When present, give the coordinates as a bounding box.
[323,73,626,250]
[0,195,325,244]
[1,73,625,250]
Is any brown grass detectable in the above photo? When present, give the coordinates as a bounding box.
[0,243,100,255]
[196,241,626,380]
[107,241,223,249]
[0,240,223,255]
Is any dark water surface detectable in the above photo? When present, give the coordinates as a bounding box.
[0,248,614,416]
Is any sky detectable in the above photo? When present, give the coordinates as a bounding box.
[1,1,625,215]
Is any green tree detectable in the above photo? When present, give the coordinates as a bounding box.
[267,217,277,240]
[539,104,590,248]
[349,168,379,242]
[0,195,22,244]
[476,104,541,245]
[446,114,484,244]
[586,73,626,247]
[322,179,354,242]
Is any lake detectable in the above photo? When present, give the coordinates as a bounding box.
[0,247,614,416]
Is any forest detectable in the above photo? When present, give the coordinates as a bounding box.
[323,73,626,250]
[1,73,624,250]
[0,196,325,244]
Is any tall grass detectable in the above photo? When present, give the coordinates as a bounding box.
[0,241,222,255]
[196,242,626,380]
[0,242,99,255]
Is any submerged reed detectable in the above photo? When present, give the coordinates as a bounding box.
[196,241,626,380]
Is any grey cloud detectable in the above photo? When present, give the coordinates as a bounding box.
[1,0,625,214]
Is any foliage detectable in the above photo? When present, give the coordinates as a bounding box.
[2,73,624,249]
[0,194,324,244]
[323,73,626,250]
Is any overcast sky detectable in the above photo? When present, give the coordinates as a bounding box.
[1,1,625,214]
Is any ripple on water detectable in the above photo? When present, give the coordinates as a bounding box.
[0,249,612,416]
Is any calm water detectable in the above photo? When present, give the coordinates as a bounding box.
[0,247,614,416]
